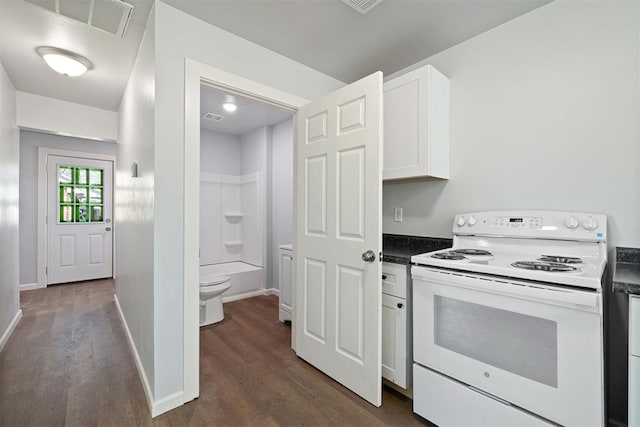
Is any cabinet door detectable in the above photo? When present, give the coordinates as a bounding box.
[383,65,449,181]
[631,296,640,357]
[631,355,640,427]
[382,293,408,388]
[279,249,293,322]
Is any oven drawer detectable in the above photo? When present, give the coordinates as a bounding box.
[413,364,553,426]
[382,262,407,299]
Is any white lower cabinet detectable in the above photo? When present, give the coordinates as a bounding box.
[381,262,411,390]
[278,245,293,322]
[630,295,640,426]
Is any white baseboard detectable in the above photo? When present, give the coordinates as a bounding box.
[0,309,22,353]
[264,288,280,297]
[19,283,46,292]
[114,294,185,418]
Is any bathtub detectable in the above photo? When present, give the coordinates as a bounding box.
[200,262,264,302]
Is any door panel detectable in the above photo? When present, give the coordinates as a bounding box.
[295,72,383,406]
[47,155,113,284]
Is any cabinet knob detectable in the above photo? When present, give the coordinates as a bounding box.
[382,274,387,280]
[397,303,403,309]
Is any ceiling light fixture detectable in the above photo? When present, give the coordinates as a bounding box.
[36,47,93,77]
[222,103,237,113]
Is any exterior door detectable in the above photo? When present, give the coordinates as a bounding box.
[295,72,383,406]
[47,155,113,284]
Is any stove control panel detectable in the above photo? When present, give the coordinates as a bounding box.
[453,211,607,242]
[491,216,542,229]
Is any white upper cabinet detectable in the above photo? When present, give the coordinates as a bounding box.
[383,65,450,181]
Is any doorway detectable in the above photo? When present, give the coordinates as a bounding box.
[37,148,115,287]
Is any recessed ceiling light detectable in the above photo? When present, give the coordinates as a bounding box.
[36,46,93,77]
[223,103,237,113]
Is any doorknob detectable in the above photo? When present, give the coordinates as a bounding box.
[105,227,112,231]
[361,250,376,262]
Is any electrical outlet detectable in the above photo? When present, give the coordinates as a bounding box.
[393,208,403,222]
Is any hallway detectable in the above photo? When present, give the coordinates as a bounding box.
[0,280,426,426]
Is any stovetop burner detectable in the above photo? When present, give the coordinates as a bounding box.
[538,255,583,264]
[511,261,578,272]
[451,249,493,256]
[431,252,466,260]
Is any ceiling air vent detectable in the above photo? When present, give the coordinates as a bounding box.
[202,112,226,122]
[341,0,383,15]
[23,0,134,38]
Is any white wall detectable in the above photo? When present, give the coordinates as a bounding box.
[200,129,241,175]
[16,92,118,142]
[381,2,639,423]
[270,119,294,290]
[18,131,117,285]
[0,61,21,350]
[153,0,343,402]
[241,126,268,269]
[116,4,156,400]
[382,1,639,250]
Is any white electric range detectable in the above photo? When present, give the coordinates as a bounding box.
[411,211,607,427]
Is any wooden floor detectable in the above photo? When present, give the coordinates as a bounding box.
[1,279,430,426]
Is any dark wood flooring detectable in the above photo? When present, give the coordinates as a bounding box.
[1,279,429,426]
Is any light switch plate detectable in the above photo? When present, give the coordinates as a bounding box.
[394,208,403,222]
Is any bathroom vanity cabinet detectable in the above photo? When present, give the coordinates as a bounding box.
[381,261,411,390]
[278,245,293,323]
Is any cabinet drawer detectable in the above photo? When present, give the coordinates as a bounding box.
[632,296,640,357]
[382,262,408,299]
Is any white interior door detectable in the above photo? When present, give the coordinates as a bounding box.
[295,72,383,406]
[47,155,113,284]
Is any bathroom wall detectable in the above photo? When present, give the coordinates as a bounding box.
[200,129,241,175]
[270,119,294,290]
[240,126,268,269]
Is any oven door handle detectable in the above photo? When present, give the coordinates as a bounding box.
[412,269,599,308]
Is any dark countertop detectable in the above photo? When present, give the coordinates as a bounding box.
[382,234,452,265]
[612,247,640,295]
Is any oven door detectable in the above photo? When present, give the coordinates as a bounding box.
[412,266,604,427]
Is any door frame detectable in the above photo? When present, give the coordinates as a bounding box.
[183,58,309,402]
[37,147,117,288]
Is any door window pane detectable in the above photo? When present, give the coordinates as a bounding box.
[76,205,89,222]
[76,168,89,185]
[434,295,558,387]
[57,165,106,223]
[91,206,103,222]
[89,188,102,204]
[60,186,73,203]
[89,169,103,185]
[74,187,88,204]
[60,205,73,222]
[59,166,73,184]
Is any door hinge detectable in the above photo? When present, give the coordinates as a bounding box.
[379,251,383,262]
[45,266,48,275]
[46,215,48,225]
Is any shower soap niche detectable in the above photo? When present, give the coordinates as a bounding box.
[224,212,244,223]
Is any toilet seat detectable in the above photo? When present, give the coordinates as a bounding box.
[200,275,230,287]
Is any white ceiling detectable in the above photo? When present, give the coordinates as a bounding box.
[164,0,551,83]
[0,0,550,114]
[0,0,153,111]
[200,84,292,136]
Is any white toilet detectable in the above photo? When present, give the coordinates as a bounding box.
[199,274,232,326]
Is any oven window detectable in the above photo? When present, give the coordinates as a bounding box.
[434,295,558,387]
